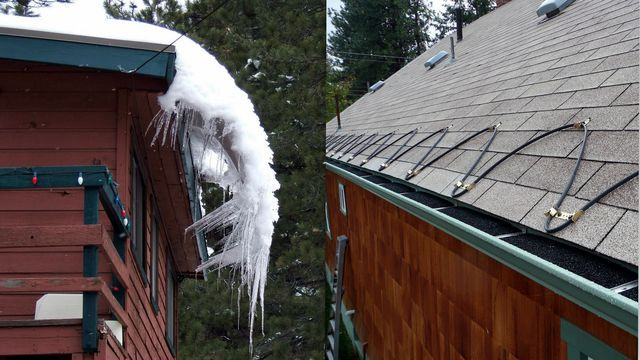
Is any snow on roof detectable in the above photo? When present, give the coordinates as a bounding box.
[2,13,279,346]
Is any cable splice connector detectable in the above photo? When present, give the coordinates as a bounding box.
[573,117,591,128]
[454,181,476,191]
[544,207,584,222]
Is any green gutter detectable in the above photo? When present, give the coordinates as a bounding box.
[325,162,638,336]
[325,263,365,359]
[0,34,175,83]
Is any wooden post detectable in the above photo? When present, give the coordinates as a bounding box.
[83,187,100,352]
[334,94,342,129]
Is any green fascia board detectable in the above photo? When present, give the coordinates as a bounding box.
[325,263,365,359]
[325,162,638,337]
[0,34,175,82]
[561,318,630,359]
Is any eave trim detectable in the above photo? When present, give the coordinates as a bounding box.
[325,162,638,336]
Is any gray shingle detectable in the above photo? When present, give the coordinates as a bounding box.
[465,102,501,117]
[516,158,603,195]
[573,105,639,130]
[430,149,464,169]
[596,211,638,265]
[471,91,502,105]
[555,70,615,92]
[520,192,625,249]
[496,112,535,130]
[550,50,598,69]
[521,92,574,112]
[625,115,638,130]
[576,163,639,210]
[416,168,461,193]
[570,131,639,163]
[520,130,584,157]
[521,68,563,85]
[612,83,638,105]
[601,66,639,86]
[473,182,546,222]
[460,115,500,131]
[559,85,629,108]
[493,86,531,101]
[446,150,497,174]
[475,154,540,183]
[593,50,639,72]
[489,98,533,114]
[461,131,536,153]
[517,109,578,130]
[519,79,567,97]
[554,59,604,79]
[588,39,638,60]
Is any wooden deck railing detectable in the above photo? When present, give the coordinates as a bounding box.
[0,166,131,352]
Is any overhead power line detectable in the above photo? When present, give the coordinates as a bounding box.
[332,50,412,60]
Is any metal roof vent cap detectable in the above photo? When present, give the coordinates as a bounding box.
[369,80,385,92]
[537,0,575,18]
[424,51,448,69]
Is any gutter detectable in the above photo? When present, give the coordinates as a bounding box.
[325,162,638,336]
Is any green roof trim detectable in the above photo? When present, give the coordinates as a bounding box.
[0,34,175,82]
[325,162,638,337]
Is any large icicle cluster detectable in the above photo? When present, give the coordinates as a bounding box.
[150,37,280,346]
[1,14,280,347]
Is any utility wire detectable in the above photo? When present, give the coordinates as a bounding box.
[126,0,232,74]
[333,50,412,60]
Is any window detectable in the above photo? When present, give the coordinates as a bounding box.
[131,156,147,282]
[325,201,332,238]
[166,255,177,353]
[561,319,629,360]
[338,182,347,215]
[150,214,158,312]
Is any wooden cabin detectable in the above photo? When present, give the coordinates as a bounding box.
[0,23,207,359]
[325,0,639,359]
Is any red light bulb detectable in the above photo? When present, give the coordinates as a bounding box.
[31,172,38,185]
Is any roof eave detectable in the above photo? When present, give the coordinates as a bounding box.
[325,161,638,336]
[0,32,175,84]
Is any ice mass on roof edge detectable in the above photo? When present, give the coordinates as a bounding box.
[1,14,280,349]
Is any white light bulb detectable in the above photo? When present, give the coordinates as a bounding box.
[78,172,84,185]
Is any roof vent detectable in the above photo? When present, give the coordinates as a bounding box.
[369,80,385,92]
[537,0,574,17]
[424,51,448,69]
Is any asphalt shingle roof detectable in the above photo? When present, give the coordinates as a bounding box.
[326,0,639,266]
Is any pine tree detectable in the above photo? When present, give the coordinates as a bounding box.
[328,0,436,97]
[434,0,496,39]
[0,0,54,16]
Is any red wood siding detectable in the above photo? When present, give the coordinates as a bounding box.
[325,170,637,360]
[0,59,178,359]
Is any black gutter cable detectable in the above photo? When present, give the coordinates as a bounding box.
[327,134,353,153]
[406,125,490,181]
[349,130,394,162]
[451,122,501,197]
[329,134,361,156]
[378,128,422,170]
[365,128,417,167]
[347,132,383,162]
[360,130,397,165]
[337,133,377,159]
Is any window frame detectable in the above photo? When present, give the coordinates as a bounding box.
[325,201,332,238]
[131,154,148,285]
[561,318,629,360]
[338,182,347,215]
[165,253,177,355]
[150,209,159,313]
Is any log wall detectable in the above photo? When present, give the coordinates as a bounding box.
[325,170,637,359]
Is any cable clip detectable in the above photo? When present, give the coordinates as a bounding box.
[454,181,476,191]
[573,117,591,128]
[544,207,584,222]
[379,162,389,169]
[492,122,502,130]
[407,168,421,177]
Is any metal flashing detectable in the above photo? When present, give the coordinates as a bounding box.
[325,161,638,336]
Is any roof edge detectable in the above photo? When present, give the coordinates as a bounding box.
[325,161,638,336]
